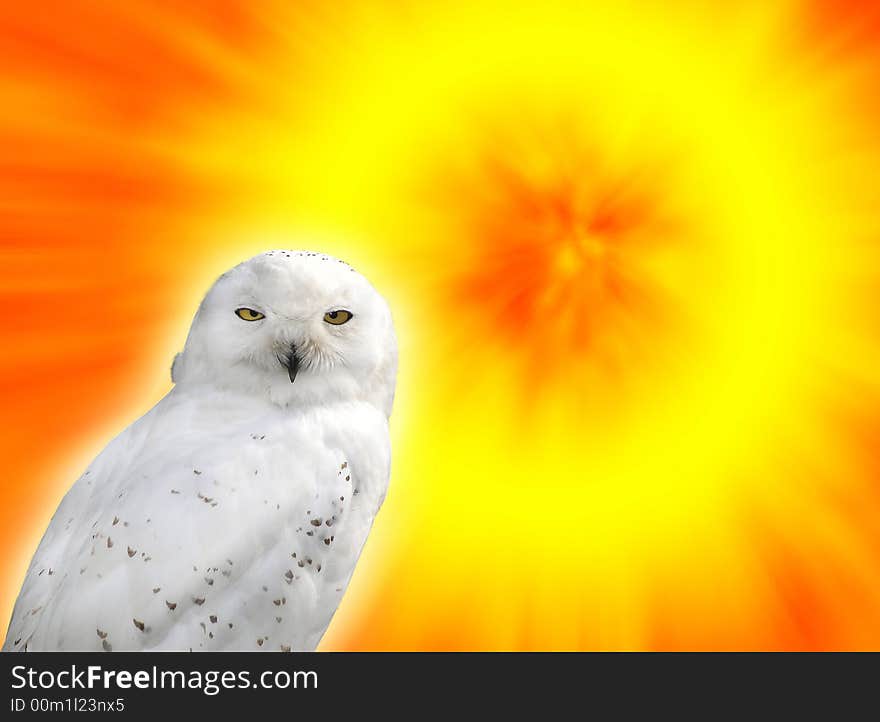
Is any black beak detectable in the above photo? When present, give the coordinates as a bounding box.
[281,344,300,384]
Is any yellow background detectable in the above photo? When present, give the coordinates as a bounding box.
[2,0,880,649]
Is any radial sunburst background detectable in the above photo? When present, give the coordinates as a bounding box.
[2,0,880,650]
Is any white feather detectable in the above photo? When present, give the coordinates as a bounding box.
[4,251,396,651]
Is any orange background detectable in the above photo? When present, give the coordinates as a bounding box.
[2,0,880,650]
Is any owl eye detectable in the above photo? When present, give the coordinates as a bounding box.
[235,308,265,321]
[323,309,353,325]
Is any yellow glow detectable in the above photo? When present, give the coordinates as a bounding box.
[2,0,880,649]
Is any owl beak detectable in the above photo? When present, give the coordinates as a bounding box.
[281,344,300,383]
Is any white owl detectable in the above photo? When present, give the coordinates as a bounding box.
[3,250,397,651]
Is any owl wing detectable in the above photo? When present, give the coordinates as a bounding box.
[4,389,389,652]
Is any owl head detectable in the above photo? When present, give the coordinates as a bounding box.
[173,251,397,416]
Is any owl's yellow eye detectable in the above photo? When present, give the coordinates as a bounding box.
[235,308,265,321]
[323,309,353,325]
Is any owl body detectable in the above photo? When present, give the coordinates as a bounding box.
[4,251,397,651]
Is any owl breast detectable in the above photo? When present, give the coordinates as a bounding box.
[5,391,391,652]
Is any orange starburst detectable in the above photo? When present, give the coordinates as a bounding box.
[437,123,692,401]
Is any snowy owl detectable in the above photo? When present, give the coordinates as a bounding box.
[3,250,397,651]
